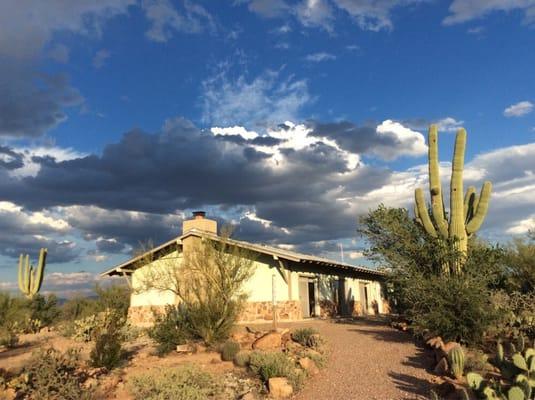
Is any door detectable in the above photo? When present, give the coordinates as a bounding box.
[308,281,316,317]
[298,278,310,318]
[359,283,368,315]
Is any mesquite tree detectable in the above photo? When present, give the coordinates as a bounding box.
[414,126,492,273]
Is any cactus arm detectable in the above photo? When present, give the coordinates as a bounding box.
[414,203,422,225]
[17,254,26,295]
[466,181,492,234]
[415,188,437,237]
[24,254,31,295]
[450,129,468,271]
[464,186,476,222]
[428,125,449,239]
[30,248,47,296]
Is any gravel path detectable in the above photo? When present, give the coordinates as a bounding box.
[266,318,434,400]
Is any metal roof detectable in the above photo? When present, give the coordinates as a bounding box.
[100,228,384,277]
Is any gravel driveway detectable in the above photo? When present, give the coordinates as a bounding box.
[261,318,435,400]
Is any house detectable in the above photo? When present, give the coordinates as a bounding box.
[101,212,388,325]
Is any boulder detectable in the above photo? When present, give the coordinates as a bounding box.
[268,377,293,399]
[252,332,282,350]
[434,357,449,375]
[176,344,195,353]
[298,357,319,375]
[241,392,257,400]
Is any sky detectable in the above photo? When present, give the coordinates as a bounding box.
[0,0,534,297]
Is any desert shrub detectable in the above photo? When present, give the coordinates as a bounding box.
[148,305,192,356]
[249,351,305,390]
[94,284,131,317]
[504,234,535,293]
[90,319,125,370]
[491,291,535,341]
[28,294,60,327]
[0,326,18,348]
[464,349,489,373]
[220,340,240,361]
[137,233,256,345]
[60,296,100,321]
[300,349,327,368]
[16,347,93,400]
[292,328,324,349]
[72,309,127,342]
[233,351,251,367]
[128,364,223,400]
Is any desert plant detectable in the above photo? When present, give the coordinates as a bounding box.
[148,305,192,356]
[233,351,251,367]
[15,347,93,400]
[493,291,535,341]
[17,248,47,299]
[292,328,324,349]
[220,340,240,361]
[248,351,305,389]
[89,317,125,370]
[448,346,465,380]
[467,341,535,399]
[414,126,492,273]
[128,364,223,400]
[0,326,18,348]
[138,232,256,345]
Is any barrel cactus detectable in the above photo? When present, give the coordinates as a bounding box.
[448,346,465,380]
[17,248,47,299]
[414,125,492,273]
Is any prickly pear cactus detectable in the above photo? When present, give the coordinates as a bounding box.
[414,126,492,273]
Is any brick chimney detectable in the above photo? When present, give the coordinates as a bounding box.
[182,211,217,235]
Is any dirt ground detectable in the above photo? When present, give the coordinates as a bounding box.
[0,317,435,400]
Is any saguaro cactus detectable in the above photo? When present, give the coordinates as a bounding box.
[17,248,47,298]
[414,126,492,273]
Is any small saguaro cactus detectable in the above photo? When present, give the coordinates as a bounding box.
[414,125,492,273]
[17,248,47,298]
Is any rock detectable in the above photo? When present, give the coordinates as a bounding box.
[426,336,444,349]
[284,340,303,353]
[2,388,16,400]
[252,332,282,350]
[211,357,222,364]
[268,377,293,399]
[87,367,108,378]
[241,392,257,400]
[83,377,98,389]
[176,344,195,353]
[298,357,319,375]
[442,341,461,353]
[434,357,449,375]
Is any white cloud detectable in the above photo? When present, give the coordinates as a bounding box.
[504,101,534,117]
[211,126,259,140]
[8,146,87,178]
[0,201,70,232]
[444,0,535,25]
[92,49,111,68]
[142,0,215,42]
[295,0,334,31]
[305,52,337,62]
[201,69,312,128]
[435,117,465,132]
[506,215,535,235]
[374,120,427,160]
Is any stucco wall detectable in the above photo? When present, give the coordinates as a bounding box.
[130,250,181,307]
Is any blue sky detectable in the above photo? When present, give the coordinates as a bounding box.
[0,0,534,297]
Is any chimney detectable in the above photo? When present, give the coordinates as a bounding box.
[182,211,217,235]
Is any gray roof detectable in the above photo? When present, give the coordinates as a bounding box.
[100,228,384,277]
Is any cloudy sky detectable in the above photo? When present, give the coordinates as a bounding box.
[0,0,534,296]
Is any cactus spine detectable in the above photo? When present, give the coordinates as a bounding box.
[17,248,47,298]
[414,125,492,273]
[448,346,465,380]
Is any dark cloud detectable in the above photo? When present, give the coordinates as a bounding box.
[0,146,24,170]
[0,62,83,138]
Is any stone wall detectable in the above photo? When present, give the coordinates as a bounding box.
[128,300,302,326]
[238,300,302,322]
[128,305,167,327]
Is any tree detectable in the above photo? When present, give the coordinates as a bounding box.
[505,233,535,293]
[137,232,256,344]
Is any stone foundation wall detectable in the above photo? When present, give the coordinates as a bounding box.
[238,300,302,322]
[128,300,302,326]
[128,305,167,326]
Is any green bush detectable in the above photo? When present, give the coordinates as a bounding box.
[292,328,324,349]
[248,351,304,390]
[233,351,251,367]
[148,306,192,356]
[128,364,223,400]
[15,347,93,400]
[90,318,125,370]
[0,326,18,348]
[492,291,535,341]
[220,340,240,361]
[28,294,60,328]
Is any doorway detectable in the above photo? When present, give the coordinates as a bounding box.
[359,283,369,315]
[298,277,316,318]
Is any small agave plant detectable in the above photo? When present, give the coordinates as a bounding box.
[466,338,535,400]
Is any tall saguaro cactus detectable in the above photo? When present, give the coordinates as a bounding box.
[17,248,47,298]
[414,126,492,273]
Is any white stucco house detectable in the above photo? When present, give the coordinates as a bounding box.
[101,212,388,325]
